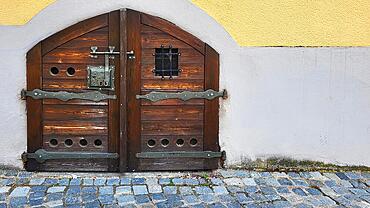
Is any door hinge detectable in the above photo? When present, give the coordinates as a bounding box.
[21,89,116,102]
[22,149,119,163]
[136,89,227,102]
[136,151,224,159]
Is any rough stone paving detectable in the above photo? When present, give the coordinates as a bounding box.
[0,169,368,207]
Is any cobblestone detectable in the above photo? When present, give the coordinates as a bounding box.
[0,170,366,207]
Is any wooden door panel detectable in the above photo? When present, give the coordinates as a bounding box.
[43,64,88,80]
[43,135,108,152]
[142,63,204,80]
[141,79,204,91]
[141,135,203,152]
[43,48,106,64]
[25,12,117,172]
[140,13,205,54]
[141,106,204,121]
[130,11,221,171]
[43,120,108,136]
[138,158,208,171]
[43,27,108,64]
[141,120,203,136]
[43,79,87,90]
[43,105,108,121]
[39,159,109,172]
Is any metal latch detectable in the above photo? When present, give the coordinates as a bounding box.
[87,47,135,90]
[22,149,119,163]
[87,46,119,90]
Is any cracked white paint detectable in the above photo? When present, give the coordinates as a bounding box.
[0,0,369,168]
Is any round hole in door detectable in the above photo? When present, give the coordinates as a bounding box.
[161,138,170,147]
[64,139,73,147]
[50,67,59,75]
[49,139,58,147]
[189,138,198,146]
[66,67,76,76]
[79,138,88,147]
[147,139,156,148]
[176,139,184,147]
[94,139,102,147]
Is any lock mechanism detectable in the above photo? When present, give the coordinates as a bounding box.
[87,46,120,90]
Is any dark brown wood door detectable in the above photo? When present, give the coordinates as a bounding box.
[24,9,221,172]
[25,11,121,171]
[126,11,221,171]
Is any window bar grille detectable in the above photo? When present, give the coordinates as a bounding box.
[161,45,165,80]
[153,45,181,79]
[169,45,173,79]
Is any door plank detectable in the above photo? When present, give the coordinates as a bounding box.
[141,13,205,54]
[43,120,108,136]
[204,44,221,169]
[26,43,43,171]
[141,120,203,136]
[126,10,142,171]
[141,79,204,91]
[43,105,107,121]
[42,14,108,55]
[108,10,121,171]
[141,106,204,121]
[119,9,128,171]
[43,79,86,90]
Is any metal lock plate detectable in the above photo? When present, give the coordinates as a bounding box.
[87,65,115,90]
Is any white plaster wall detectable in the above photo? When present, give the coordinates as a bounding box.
[225,47,370,166]
[0,0,368,168]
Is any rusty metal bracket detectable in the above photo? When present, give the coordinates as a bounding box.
[136,89,227,102]
[22,149,119,163]
[21,89,116,102]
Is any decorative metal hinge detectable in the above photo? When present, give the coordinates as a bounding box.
[136,151,224,159]
[136,89,227,102]
[22,149,119,163]
[21,89,116,102]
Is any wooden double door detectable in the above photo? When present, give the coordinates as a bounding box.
[23,9,223,172]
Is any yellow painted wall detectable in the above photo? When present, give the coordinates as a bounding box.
[1,0,370,46]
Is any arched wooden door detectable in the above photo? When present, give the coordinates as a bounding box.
[23,9,224,172]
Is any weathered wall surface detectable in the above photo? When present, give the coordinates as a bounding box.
[0,0,369,168]
[2,0,370,46]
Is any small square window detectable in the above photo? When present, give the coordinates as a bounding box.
[153,46,180,79]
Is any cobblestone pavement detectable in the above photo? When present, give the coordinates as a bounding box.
[0,169,368,207]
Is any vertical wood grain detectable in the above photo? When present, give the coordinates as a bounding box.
[26,43,43,171]
[126,10,142,171]
[119,9,128,172]
[204,44,221,169]
[108,10,120,171]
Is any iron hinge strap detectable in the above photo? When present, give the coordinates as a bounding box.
[136,89,228,102]
[21,89,116,102]
[22,149,119,163]
[136,151,224,159]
